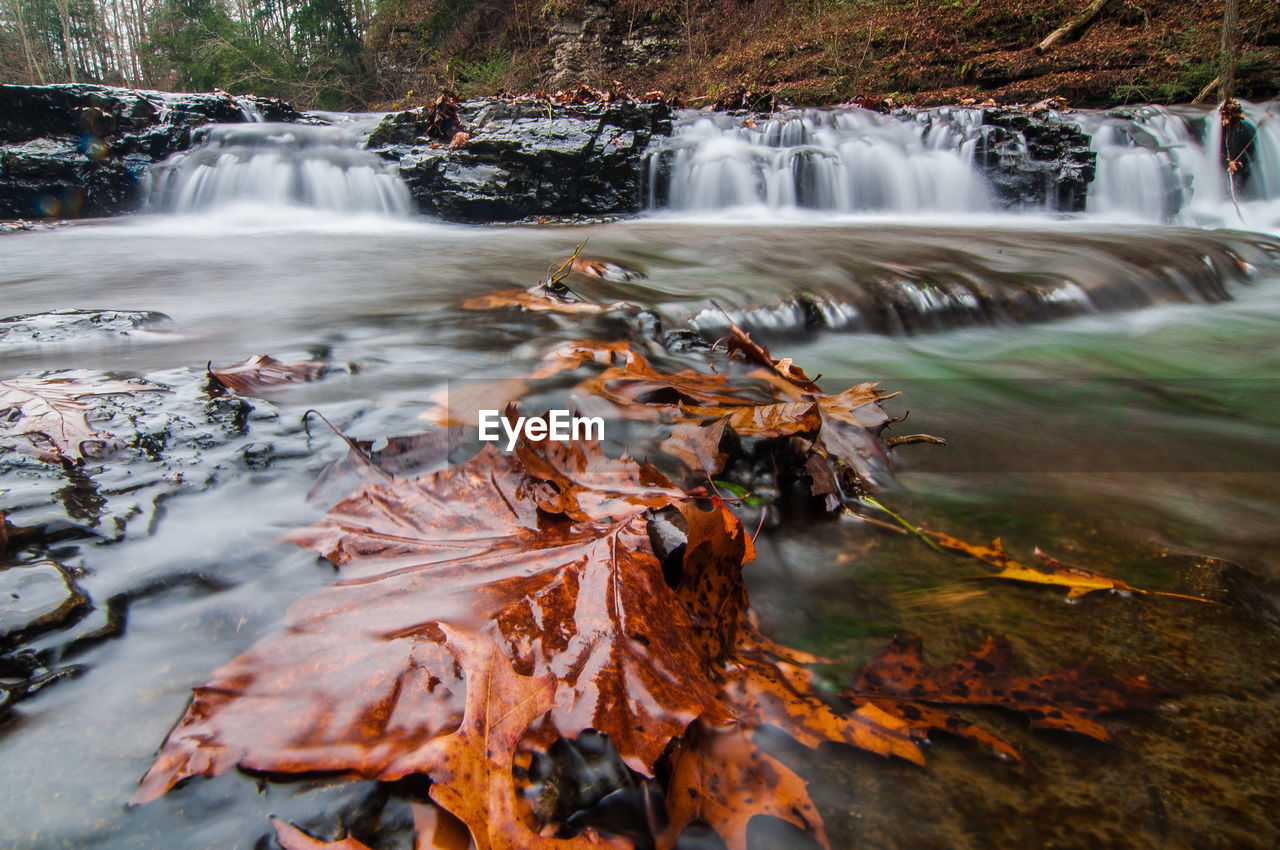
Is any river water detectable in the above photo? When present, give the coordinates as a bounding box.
[1,103,1279,849]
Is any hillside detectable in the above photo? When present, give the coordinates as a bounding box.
[367,0,1279,108]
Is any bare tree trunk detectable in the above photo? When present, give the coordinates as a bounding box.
[1036,0,1115,54]
[1219,0,1238,101]
[51,0,78,81]
[5,0,49,83]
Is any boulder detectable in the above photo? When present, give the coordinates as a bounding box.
[366,99,673,222]
[974,107,1097,212]
[0,84,302,219]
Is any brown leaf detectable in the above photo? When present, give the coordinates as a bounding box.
[662,719,827,850]
[272,819,376,850]
[0,374,165,465]
[924,531,1210,602]
[845,636,1166,742]
[449,131,470,149]
[416,628,567,850]
[208,354,325,396]
[723,322,820,393]
[412,803,474,850]
[568,257,645,283]
[461,286,608,315]
[135,439,722,806]
[659,420,730,476]
[848,697,1023,762]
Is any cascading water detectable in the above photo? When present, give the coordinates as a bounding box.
[646,107,990,214]
[145,118,412,216]
[1079,101,1280,228]
[645,102,1280,229]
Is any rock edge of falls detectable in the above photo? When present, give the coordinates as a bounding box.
[0,82,1176,223]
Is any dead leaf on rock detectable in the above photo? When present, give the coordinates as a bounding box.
[208,354,325,396]
[0,374,165,465]
[661,719,827,850]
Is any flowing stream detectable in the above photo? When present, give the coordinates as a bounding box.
[1,101,1279,849]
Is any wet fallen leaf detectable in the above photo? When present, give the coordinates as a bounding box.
[849,696,1024,761]
[134,438,718,806]
[923,531,1210,602]
[272,818,376,850]
[845,636,1166,742]
[568,257,646,283]
[661,719,827,849]
[207,354,325,396]
[137,427,922,849]
[461,285,610,314]
[723,320,820,393]
[0,374,165,465]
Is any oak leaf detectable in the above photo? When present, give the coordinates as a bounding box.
[0,374,165,465]
[134,438,723,813]
[845,636,1166,742]
[461,283,612,315]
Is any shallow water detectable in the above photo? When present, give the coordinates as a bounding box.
[1,208,1279,849]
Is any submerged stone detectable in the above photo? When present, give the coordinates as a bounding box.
[0,561,90,645]
[0,308,172,347]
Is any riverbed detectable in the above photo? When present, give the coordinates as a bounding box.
[2,209,1278,848]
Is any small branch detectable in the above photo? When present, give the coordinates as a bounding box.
[1036,0,1116,54]
[885,433,948,448]
[1192,75,1221,105]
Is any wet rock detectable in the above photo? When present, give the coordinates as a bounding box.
[974,108,1097,212]
[0,561,90,646]
[242,442,274,469]
[0,84,303,219]
[367,98,673,222]
[0,308,172,348]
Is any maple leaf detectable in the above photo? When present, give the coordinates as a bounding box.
[207,354,325,396]
[134,438,723,805]
[923,531,1210,602]
[0,374,165,465]
[135,428,924,850]
[844,636,1167,742]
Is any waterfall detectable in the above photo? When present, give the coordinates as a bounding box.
[647,108,991,214]
[645,102,1280,228]
[1078,101,1280,227]
[145,120,413,216]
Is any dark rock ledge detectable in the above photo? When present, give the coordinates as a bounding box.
[0,83,299,219]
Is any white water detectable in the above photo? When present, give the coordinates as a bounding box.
[1079,101,1280,229]
[144,119,412,216]
[646,102,1280,232]
[649,108,989,214]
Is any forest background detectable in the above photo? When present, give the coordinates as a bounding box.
[1,0,1276,111]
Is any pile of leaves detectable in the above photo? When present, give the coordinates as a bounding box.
[128,272,1193,848]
